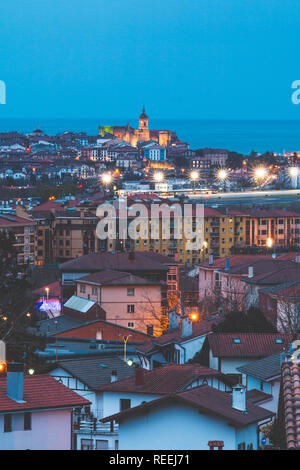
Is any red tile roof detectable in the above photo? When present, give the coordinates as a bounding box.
[78,270,159,286]
[246,389,273,404]
[32,281,61,297]
[0,215,34,227]
[199,254,271,269]
[60,251,175,272]
[0,374,90,412]
[282,361,300,449]
[248,209,299,218]
[137,316,224,353]
[96,364,232,394]
[243,261,300,284]
[101,384,274,427]
[269,282,300,300]
[208,333,295,358]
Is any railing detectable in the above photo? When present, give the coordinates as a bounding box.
[74,419,119,435]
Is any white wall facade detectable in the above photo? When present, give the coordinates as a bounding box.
[117,402,258,450]
[0,409,72,450]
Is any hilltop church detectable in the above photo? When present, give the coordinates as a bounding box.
[99,107,178,147]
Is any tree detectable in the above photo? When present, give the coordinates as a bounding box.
[276,286,300,336]
[0,232,46,366]
[226,152,244,169]
[212,306,276,333]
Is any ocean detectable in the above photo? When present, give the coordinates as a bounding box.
[0,118,300,155]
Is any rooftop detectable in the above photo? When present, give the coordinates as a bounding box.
[0,374,89,412]
[237,353,282,381]
[101,384,274,428]
[96,363,233,394]
[208,333,294,358]
[51,356,135,390]
[60,251,176,273]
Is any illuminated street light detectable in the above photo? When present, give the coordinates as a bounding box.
[45,287,49,301]
[119,334,132,362]
[154,172,164,183]
[190,312,199,322]
[289,167,299,178]
[190,170,199,181]
[28,368,35,375]
[190,170,199,189]
[217,169,228,192]
[127,359,133,367]
[254,167,267,180]
[102,173,112,185]
[217,169,228,181]
[266,238,273,248]
[254,166,268,189]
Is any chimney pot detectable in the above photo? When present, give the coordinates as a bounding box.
[111,370,118,383]
[225,257,230,271]
[248,266,253,278]
[168,311,180,332]
[209,254,214,266]
[181,316,193,339]
[232,385,247,412]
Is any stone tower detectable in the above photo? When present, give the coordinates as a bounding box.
[139,106,149,131]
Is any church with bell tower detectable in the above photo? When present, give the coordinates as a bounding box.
[99,106,178,147]
[137,106,150,142]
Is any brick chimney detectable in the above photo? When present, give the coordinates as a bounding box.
[135,367,145,386]
[6,363,25,403]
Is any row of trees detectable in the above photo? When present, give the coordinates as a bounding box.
[0,232,46,370]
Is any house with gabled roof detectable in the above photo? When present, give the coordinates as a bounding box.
[237,353,282,414]
[49,355,135,450]
[101,384,274,450]
[0,364,90,450]
[136,312,223,369]
[203,332,295,382]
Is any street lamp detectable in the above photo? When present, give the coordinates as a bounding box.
[254,166,267,189]
[45,287,49,301]
[154,172,164,183]
[266,238,273,248]
[190,170,199,189]
[101,173,112,189]
[190,312,199,321]
[217,169,228,192]
[289,167,299,178]
[119,334,132,362]
[201,240,208,261]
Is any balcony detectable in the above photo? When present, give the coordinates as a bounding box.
[73,415,119,436]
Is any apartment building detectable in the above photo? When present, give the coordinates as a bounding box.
[99,203,246,267]
[245,209,298,248]
[75,270,163,335]
[35,210,98,265]
[0,213,35,265]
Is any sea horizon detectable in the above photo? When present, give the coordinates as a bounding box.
[1,117,300,155]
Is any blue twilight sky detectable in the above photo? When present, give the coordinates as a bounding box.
[0,0,300,119]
